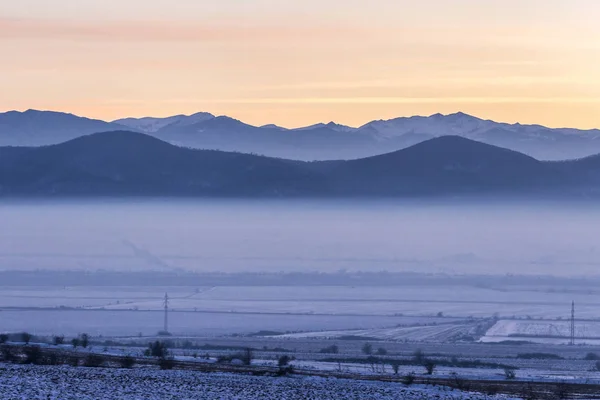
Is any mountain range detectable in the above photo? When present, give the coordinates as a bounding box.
[2,130,600,197]
[2,109,600,161]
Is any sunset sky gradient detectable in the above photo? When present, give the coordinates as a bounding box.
[1,0,599,128]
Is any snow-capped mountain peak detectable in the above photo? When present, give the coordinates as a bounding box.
[261,124,289,131]
[3,109,600,161]
[359,112,493,139]
[113,112,215,133]
[293,122,356,133]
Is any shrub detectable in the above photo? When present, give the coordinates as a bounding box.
[119,356,136,369]
[276,354,293,376]
[53,335,65,346]
[71,338,80,348]
[450,372,470,391]
[67,356,80,367]
[401,372,416,386]
[278,355,291,367]
[555,382,571,400]
[516,353,562,360]
[424,360,436,375]
[21,332,32,345]
[241,348,253,366]
[84,354,105,368]
[0,346,17,363]
[486,386,499,396]
[520,383,537,400]
[585,352,600,360]
[146,341,168,358]
[80,333,89,349]
[362,343,373,355]
[159,357,175,370]
[595,361,600,372]
[0,334,8,344]
[45,353,60,366]
[413,349,425,364]
[321,355,514,371]
[319,345,339,354]
[391,361,400,375]
[376,347,387,356]
[216,355,233,364]
[23,345,43,365]
[504,367,517,380]
[275,365,294,376]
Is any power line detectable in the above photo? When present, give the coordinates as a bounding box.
[570,301,575,346]
[163,292,169,334]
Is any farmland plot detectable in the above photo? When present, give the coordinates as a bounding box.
[83,285,600,319]
[0,309,412,337]
[279,321,483,342]
[0,364,520,400]
[482,319,600,344]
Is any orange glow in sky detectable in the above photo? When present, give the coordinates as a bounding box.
[1,0,599,128]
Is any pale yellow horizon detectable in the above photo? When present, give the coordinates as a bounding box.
[1,0,599,129]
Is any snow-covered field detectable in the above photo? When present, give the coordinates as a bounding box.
[482,319,600,344]
[279,321,482,342]
[1,287,596,343]
[0,310,416,337]
[0,364,518,400]
[2,285,597,319]
[1,284,595,339]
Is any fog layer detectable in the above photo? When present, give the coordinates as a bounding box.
[1,200,598,276]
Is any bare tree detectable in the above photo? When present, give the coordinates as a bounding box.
[241,348,253,366]
[80,333,89,348]
[424,360,436,375]
[21,332,32,345]
[504,367,516,380]
[278,355,291,367]
[145,341,168,358]
[376,347,387,355]
[362,343,373,355]
[413,349,425,364]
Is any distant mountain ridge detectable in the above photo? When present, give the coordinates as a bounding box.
[114,112,215,133]
[2,131,600,197]
[2,109,600,161]
[0,109,130,146]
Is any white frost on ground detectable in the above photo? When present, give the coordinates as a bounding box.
[0,364,520,400]
[482,319,600,345]
[277,322,479,342]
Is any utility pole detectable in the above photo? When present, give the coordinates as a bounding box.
[163,292,169,334]
[570,301,575,346]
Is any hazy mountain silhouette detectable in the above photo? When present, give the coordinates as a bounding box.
[4,109,600,161]
[324,136,565,196]
[0,131,325,196]
[1,131,597,197]
[0,110,130,146]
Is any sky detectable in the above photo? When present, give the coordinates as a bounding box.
[1,0,599,128]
